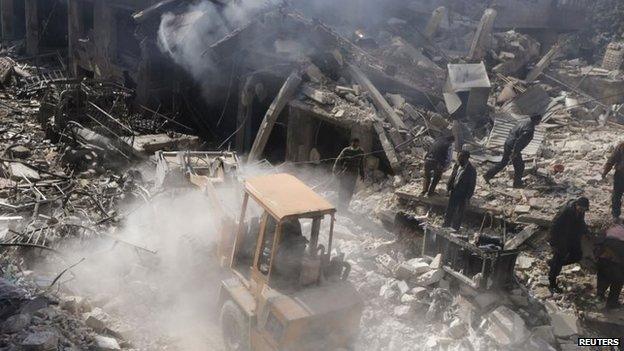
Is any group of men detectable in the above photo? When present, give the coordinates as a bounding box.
[332,114,624,309]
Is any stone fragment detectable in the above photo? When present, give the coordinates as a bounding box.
[410,287,428,299]
[21,296,50,314]
[414,269,444,287]
[85,308,110,332]
[393,305,412,318]
[549,312,579,338]
[21,330,58,351]
[475,292,500,309]
[516,255,536,270]
[395,280,410,295]
[447,318,468,339]
[429,254,442,269]
[484,306,529,346]
[10,145,31,159]
[93,335,121,351]
[1,313,31,333]
[395,261,431,280]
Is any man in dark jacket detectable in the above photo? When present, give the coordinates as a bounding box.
[602,141,624,222]
[484,114,542,188]
[548,197,590,293]
[443,151,477,230]
[421,135,455,196]
[595,223,624,309]
[333,138,365,207]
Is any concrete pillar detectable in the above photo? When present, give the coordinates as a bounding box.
[236,75,255,154]
[425,6,445,39]
[93,0,116,79]
[67,0,82,76]
[467,8,497,61]
[286,107,315,162]
[24,0,38,55]
[1,0,14,41]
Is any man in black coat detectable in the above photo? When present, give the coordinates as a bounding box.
[421,135,455,196]
[548,197,590,293]
[444,151,477,230]
[484,114,541,188]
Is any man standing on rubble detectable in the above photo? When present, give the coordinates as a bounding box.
[483,114,542,188]
[602,141,624,222]
[443,151,476,230]
[594,222,624,309]
[421,134,455,197]
[333,138,365,208]
[548,197,590,293]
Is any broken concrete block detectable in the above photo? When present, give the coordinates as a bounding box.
[430,254,442,269]
[393,305,412,319]
[395,261,432,280]
[10,145,31,159]
[85,307,110,332]
[93,335,121,351]
[414,269,444,287]
[21,330,58,351]
[447,318,468,339]
[410,287,428,299]
[302,85,332,104]
[130,133,200,155]
[6,162,40,181]
[549,312,579,338]
[395,280,410,295]
[484,306,529,346]
[516,255,536,270]
[531,325,556,346]
[400,294,416,304]
[475,292,500,309]
[1,313,31,333]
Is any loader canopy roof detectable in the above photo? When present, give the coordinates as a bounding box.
[245,173,335,220]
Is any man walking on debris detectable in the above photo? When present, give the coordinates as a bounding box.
[443,151,476,230]
[421,134,455,196]
[483,114,542,188]
[594,223,624,309]
[548,197,590,293]
[602,141,624,222]
[333,138,365,208]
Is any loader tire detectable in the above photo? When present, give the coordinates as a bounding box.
[220,300,249,351]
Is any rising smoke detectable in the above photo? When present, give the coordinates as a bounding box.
[157,0,283,101]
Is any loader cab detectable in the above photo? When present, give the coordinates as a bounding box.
[230,174,339,292]
[220,174,361,351]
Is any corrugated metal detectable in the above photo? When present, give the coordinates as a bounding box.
[486,117,545,157]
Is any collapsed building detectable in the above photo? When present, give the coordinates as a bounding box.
[0,0,624,350]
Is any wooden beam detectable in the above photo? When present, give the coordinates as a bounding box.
[248,71,302,162]
[347,64,406,133]
[373,121,401,173]
[525,43,560,83]
[504,224,539,250]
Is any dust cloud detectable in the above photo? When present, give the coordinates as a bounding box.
[40,186,236,350]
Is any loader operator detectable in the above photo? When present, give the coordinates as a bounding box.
[333,138,366,207]
[547,197,590,293]
[483,114,542,188]
[274,219,307,282]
